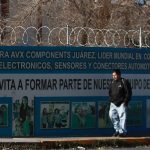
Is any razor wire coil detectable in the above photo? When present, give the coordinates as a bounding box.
[0,25,149,47]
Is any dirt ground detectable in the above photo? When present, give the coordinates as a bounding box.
[1,145,150,150]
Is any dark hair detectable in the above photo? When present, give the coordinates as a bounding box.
[112,69,121,75]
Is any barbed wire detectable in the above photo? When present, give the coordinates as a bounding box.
[0,25,149,47]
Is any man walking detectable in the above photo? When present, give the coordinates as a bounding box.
[109,69,132,137]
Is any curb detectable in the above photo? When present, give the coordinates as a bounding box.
[0,137,150,149]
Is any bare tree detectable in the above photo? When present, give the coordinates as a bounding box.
[37,0,43,45]
[0,0,9,44]
[1,0,9,18]
[68,0,111,45]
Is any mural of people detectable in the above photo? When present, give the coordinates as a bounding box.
[147,100,150,128]
[13,118,23,136]
[54,108,62,128]
[127,101,142,126]
[41,107,48,128]
[13,99,21,118]
[47,104,55,128]
[71,102,96,129]
[0,104,8,126]
[59,105,68,128]
[40,102,69,129]
[13,96,34,136]
[98,102,111,128]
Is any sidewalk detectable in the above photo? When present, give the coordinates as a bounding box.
[0,137,150,149]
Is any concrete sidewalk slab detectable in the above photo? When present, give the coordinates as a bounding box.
[0,137,150,145]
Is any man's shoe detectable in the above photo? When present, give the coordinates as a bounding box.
[118,133,126,137]
[112,132,119,137]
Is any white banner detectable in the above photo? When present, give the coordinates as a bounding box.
[0,74,150,100]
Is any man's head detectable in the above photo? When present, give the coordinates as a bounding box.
[112,69,121,81]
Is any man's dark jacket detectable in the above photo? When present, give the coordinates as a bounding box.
[109,78,132,107]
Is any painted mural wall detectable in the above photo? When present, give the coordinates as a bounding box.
[0,46,150,137]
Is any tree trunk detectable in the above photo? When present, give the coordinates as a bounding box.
[37,1,42,45]
[1,0,9,18]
